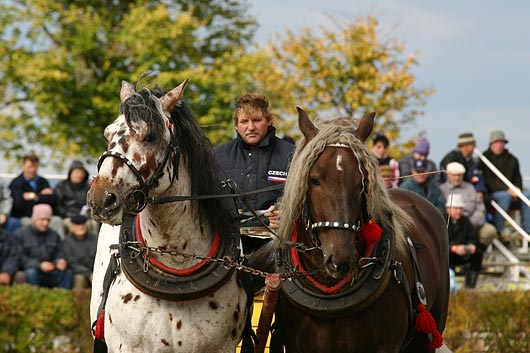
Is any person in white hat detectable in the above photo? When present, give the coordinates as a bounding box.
[440,162,498,249]
[439,132,487,199]
[482,130,530,236]
[445,193,483,288]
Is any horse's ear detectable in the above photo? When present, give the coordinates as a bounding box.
[356,112,376,142]
[297,106,318,141]
[161,78,189,113]
[120,81,135,103]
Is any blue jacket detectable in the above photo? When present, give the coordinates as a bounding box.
[400,177,446,215]
[213,127,294,226]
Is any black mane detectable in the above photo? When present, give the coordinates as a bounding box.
[121,87,235,236]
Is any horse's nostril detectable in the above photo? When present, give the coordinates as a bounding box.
[104,191,118,209]
[325,256,338,272]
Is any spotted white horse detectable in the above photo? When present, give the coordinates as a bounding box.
[88,80,251,353]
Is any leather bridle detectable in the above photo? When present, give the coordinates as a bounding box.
[96,133,180,213]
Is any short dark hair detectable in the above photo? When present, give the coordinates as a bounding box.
[372,132,389,148]
[22,153,39,165]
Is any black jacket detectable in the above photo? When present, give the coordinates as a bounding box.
[9,174,57,218]
[482,148,522,192]
[213,127,294,226]
[15,225,65,270]
[447,215,477,247]
[63,232,97,277]
[0,229,20,276]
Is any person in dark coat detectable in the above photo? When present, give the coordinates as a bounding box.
[0,227,20,285]
[15,204,72,289]
[213,93,294,253]
[63,215,97,289]
[482,130,530,235]
[398,136,440,185]
[55,160,90,218]
[446,194,483,288]
[8,153,64,238]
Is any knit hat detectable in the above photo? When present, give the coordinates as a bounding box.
[445,193,465,208]
[413,137,430,156]
[457,132,476,146]
[71,214,87,225]
[489,130,508,144]
[31,204,53,220]
[446,162,466,175]
[413,159,428,172]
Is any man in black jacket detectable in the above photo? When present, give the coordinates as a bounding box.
[0,227,19,285]
[214,93,294,253]
[482,130,530,235]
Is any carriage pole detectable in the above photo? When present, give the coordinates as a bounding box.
[254,274,282,353]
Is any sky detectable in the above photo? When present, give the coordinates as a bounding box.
[248,0,530,178]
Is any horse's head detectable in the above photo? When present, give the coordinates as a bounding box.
[87,80,188,225]
[297,107,376,278]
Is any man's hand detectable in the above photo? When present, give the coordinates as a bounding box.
[40,187,54,195]
[264,205,282,229]
[56,259,68,271]
[23,192,38,201]
[40,261,55,272]
[451,244,476,256]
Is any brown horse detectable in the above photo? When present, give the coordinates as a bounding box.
[270,109,449,353]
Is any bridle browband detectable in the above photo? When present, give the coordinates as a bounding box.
[96,135,180,213]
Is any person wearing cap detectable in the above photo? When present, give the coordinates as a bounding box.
[482,130,530,236]
[399,158,445,214]
[0,227,20,285]
[63,215,97,289]
[446,193,483,288]
[379,165,395,189]
[371,132,400,187]
[398,136,440,185]
[439,132,487,199]
[14,204,72,289]
[440,162,497,249]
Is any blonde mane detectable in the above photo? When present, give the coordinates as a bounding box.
[278,116,411,255]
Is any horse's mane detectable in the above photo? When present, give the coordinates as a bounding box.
[278,116,412,255]
[121,87,236,236]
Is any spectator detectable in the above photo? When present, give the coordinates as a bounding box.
[8,153,64,238]
[55,160,98,234]
[446,194,483,289]
[15,204,72,289]
[398,136,440,185]
[439,132,487,199]
[440,162,497,249]
[0,227,20,285]
[63,215,97,289]
[213,93,294,253]
[482,130,530,236]
[399,158,445,214]
[0,183,21,235]
[371,132,399,187]
[379,165,395,189]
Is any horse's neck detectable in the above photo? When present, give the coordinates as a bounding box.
[139,169,212,266]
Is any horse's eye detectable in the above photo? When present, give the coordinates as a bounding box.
[309,177,320,186]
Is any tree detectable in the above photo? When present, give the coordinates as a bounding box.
[0,0,257,164]
[265,16,435,153]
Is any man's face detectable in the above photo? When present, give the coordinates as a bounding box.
[489,140,506,155]
[412,171,428,184]
[448,173,464,187]
[446,206,464,220]
[70,223,88,239]
[412,152,427,161]
[235,111,272,146]
[32,217,50,232]
[70,168,86,184]
[372,142,388,159]
[458,143,475,158]
[23,160,38,180]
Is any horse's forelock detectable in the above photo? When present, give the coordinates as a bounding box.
[121,88,167,142]
[279,117,411,255]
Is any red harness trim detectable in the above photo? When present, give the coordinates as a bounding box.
[135,214,220,276]
[290,222,353,294]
